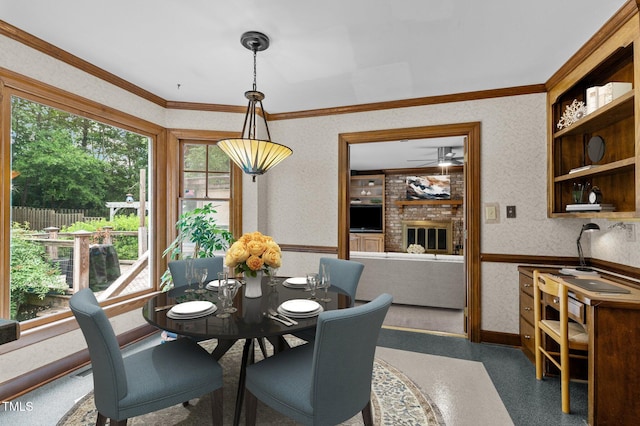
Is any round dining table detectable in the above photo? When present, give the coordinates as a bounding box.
[142,276,346,426]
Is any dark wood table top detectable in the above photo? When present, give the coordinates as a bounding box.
[142,277,344,340]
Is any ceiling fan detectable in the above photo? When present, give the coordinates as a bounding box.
[408,146,464,167]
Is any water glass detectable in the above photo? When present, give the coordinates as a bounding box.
[216,273,230,318]
[194,267,208,293]
[319,264,331,302]
[306,272,319,300]
[184,258,195,292]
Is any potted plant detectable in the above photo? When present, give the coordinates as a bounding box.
[161,204,234,290]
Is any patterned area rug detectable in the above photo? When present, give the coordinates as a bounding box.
[57,339,444,425]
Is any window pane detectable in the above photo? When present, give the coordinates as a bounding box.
[184,144,206,171]
[10,96,151,322]
[208,145,230,172]
[184,172,207,198]
[208,173,230,198]
[178,200,230,256]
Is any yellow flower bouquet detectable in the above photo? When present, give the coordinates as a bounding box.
[224,231,282,277]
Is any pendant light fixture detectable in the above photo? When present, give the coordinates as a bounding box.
[217,31,292,182]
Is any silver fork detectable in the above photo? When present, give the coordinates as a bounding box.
[269,308,298,325]
[266,312,292,326]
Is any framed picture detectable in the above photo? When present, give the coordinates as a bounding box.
[406,175,451,200]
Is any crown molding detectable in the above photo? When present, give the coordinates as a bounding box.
[546,0,638,90]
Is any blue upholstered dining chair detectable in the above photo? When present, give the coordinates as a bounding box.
[244,293,393,426]
[168,256,223,287]
[318,257,365,307]
[69,289,224,426]
[293,257,366,343]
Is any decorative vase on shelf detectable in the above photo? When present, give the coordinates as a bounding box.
[244,271,263,298]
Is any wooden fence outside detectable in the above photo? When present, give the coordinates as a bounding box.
[11,206,103,231]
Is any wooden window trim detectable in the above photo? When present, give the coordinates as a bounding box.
[0,68,164,343]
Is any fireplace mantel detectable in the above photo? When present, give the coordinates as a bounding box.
[394,198,462,213]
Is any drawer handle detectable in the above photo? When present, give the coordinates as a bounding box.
[523,283,532,288]
[524,307,531,311]
[524,334,531,340]
[553,297,559,304]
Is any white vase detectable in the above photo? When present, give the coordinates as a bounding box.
[244,271,263,298]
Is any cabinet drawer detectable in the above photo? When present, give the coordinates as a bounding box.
[543,293,585,324]
[520,317,535,355]
[520,291,535,325]
[519,274,534,297]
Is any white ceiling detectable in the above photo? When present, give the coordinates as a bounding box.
[0,0,627,168]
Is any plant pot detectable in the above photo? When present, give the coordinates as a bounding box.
[244,272,263,298]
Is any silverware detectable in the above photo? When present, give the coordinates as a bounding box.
[269,308,298,325]
[155,304,175,312]
[267,313,292,326]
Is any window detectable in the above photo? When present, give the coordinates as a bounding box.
[179,141,232,256]
[181,142,231,209]
[1,75,162,332]
[8,96,152,323]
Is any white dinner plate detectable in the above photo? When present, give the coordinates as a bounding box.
[280,299,321,313]
[278,305,323,318]
[169,300,214,315]
[206,279,238,290]
[283,277,308,288]
[167,305,217,319]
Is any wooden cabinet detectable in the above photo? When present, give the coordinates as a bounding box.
[547,16,640,218]
[518,270,536,361]
[350,174,385,251]
[349,232,384,252]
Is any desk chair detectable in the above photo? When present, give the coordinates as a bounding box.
[245,293,392,426]
[294,257,365,343]
[533,270,588,414]
[70,289,224,426]
[168,256,223,287]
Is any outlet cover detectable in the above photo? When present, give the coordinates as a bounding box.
[626,224,636,242]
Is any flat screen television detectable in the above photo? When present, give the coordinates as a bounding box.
[350,204,383,232]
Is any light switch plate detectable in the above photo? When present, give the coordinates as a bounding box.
[484,203,499,224]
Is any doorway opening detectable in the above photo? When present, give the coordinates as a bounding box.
[338,122,481,342]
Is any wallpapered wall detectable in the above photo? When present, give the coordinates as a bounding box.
[2,34,640,337]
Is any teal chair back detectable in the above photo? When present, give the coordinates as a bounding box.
[70,289,224,424]
[245,293,392,425]
[318,257,364,306]
[168,256,223,287]
[70,288,127,415]
[311,293,391,423]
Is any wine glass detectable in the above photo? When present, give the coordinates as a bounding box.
[224,279,239,313]
[306,272,318,300]
[183,258,195,292]
[319,264,331,302]
[268,267,280,286]
[194,267,208,294]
